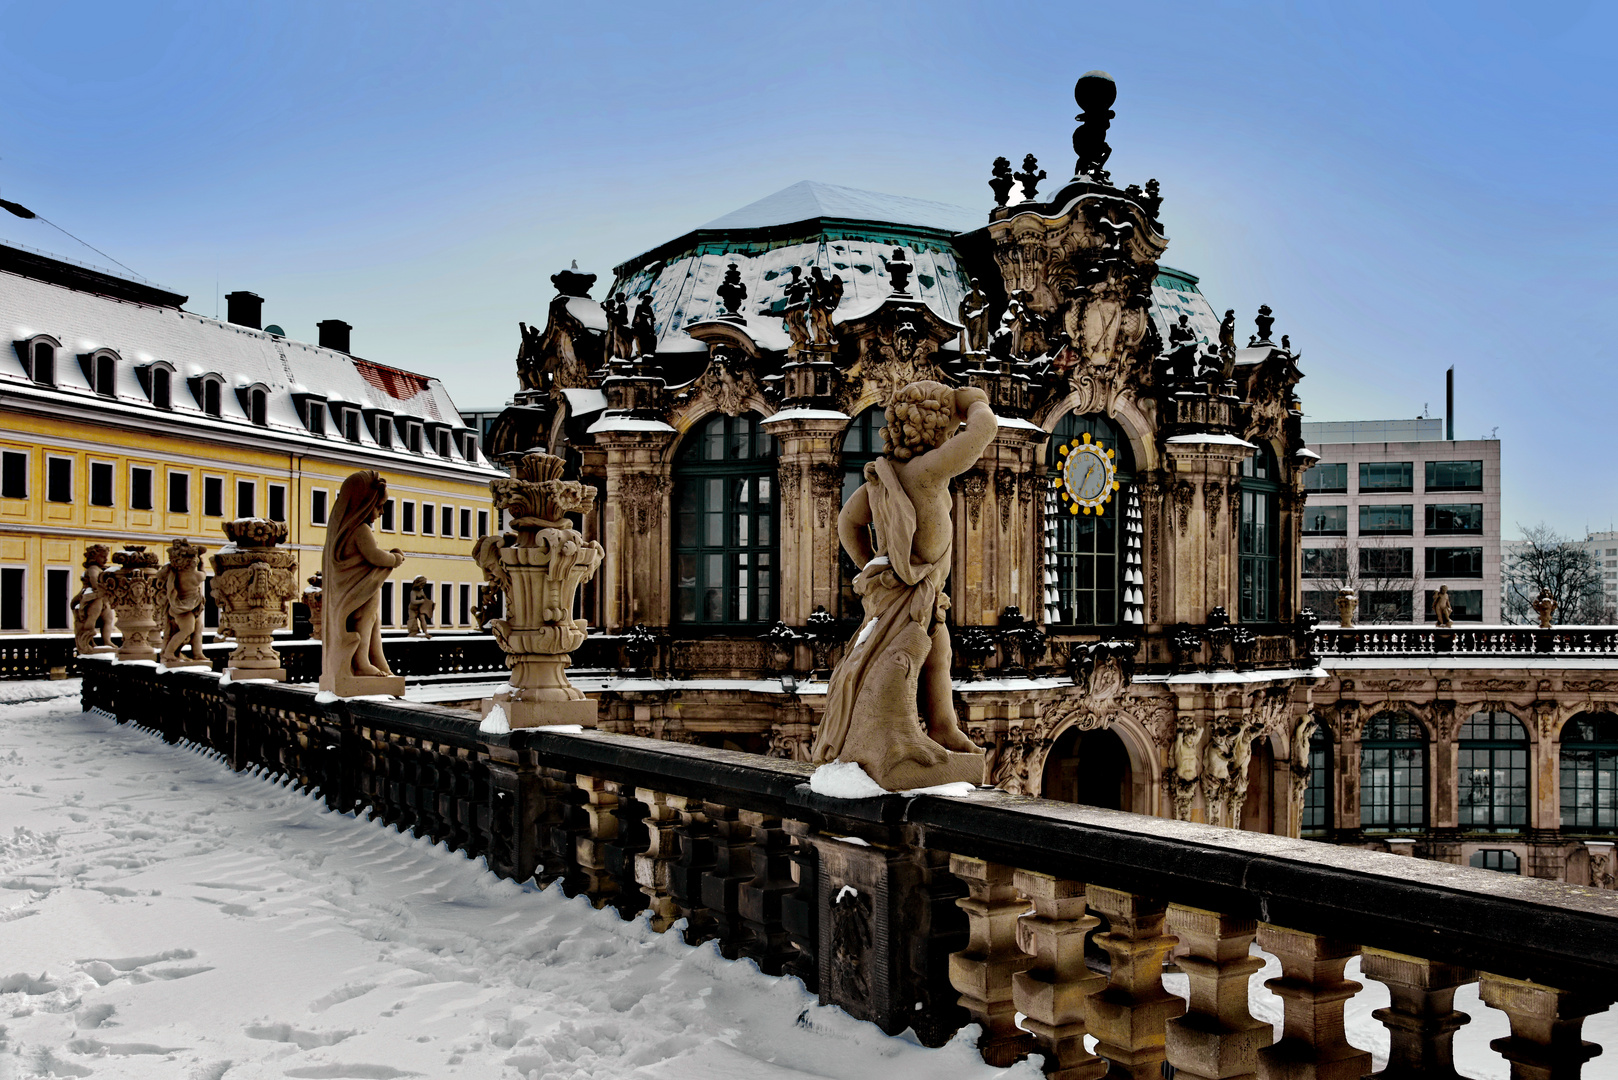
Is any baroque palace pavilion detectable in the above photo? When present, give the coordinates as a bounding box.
[488,76,1617,888]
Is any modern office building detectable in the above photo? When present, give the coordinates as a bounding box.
[0,241,502,635]
[1300,418,1501,623]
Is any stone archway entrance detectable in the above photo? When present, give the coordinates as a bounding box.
[1042,726,1133,810]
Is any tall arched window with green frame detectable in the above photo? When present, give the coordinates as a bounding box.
[1045,412,1137,628]
[1239,443,1280,623]
[672,413,778,626]
[838,406,884,621]
[1361,711,1427,832]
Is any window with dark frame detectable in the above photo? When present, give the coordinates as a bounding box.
[1359,461,1413,492]
[459,583,470,625]
[1302,725,1331,836]
[441,505,453,537]
[0,567,22,630]
[1469,850,1520,874]
[837,407,884,621]
[673,413,778,626]
[95,354,116,396]
[250,388,268,426]
[402,501,415,533]
[311,489,328,525]
[151,367,171,410]
[306,400,326,436]
[1426,460,1484,491]
[380,580,394,625]
[46,567,70,630]
[1047,412,1135,628]
[1304,462,1347,493]
[1560,713,1618,833]
[1302,547,1347,578]
[1359,504,1414,534]
[460,508,472,539]
[47,458,73,504]
[1458,711,1528,833]
[204,476,224,517]
[1364,590,1414,622]
[203,379,221,417]
[421,503,434,536]
[1360,712,1427,831]
[1239,445,1279,622]
[90,462,114,507]
[130,467,153,511]
[477,509,488,537]
[31,341,54,385]
[345,410,360,442]
[1304,505,1348,535]
[1,451,26,499]
[168,471,189,513]
[374,417,392,448]
[1425,503,1484,534]
[236,480,255,518]
[1424,588,1483,622]
[1426,547,1484,577]
[1359,547,1413,578]
[440,582,453,625]
[268,484,286,523]
[380,499,395,532]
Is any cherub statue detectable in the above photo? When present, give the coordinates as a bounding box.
[604,292,632,360]
[810,382,997,790]
[156,539,209,665]
[70,545,117,654]
[808,266,843,345]
[631,292,657,358]
[1432,584,1453,628]
[1532,587,1557,629]
[958,277,990,354]
[319,470,406,695]
[405,575,435,637]
[1217,308,1237,380]
[781,266,811,357]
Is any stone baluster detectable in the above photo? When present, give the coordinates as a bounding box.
[1255,924,1369,1080]
[573,774,619,906]
[1164,905,1272,1080]
[603,782,649,920]
[668,794,718,944]
[781,819,820,993]
[947,855,1034,1067]
[536,765,578,889]
[634,788,681,932]
[701,801,755,960]
[1012,870,1106,1080]
[1478,972,1612,1080]
[482,744,539,882]
[1086,886,1184,1080]
[737,810,795,975]
[1359,949,1474,1080]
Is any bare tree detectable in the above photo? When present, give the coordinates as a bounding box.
[1302,536,1424,624]
[1503,524,1607,625]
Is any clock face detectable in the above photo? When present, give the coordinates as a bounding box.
[1054,432,1119,515]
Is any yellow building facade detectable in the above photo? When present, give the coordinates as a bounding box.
[0,245,501,635]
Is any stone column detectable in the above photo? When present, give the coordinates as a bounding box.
[1255,923,1370,1080]
[1478,973,1612,1080]
[1086,885,1184,1079]
[1164,905,1272,1080]
[1159,437,1255,627]
[98,545,161,662]
[597,427,676,632]
[1360,949,1474,1080]
[1012,869,1106,1080]
[948,855,1034,1066]
[210,519,300,681]
[761,410,849,625]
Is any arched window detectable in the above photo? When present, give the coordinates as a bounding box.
[151,368,171,410]
[30,341,54,385]
[1239,443,1280,622]
[1301,723,1332,837]
[1561,712,1618,834]
[1458,710,1529,832]
[838,406,884,620]
[202,379,221,418]
[250,388,268,426]
[673,412,777,625]
[1361,711,1426,832]
[94,353,116,396]
[1045,412,1137,627]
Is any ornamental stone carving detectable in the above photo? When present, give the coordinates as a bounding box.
[1205,479,1223,531]
[320,470,407,698]
[779,462,802,530]
[477,450,606,728]
[301,573,323,641]
[97,545,162,663]
[809,463,841,530]
[210,519,300,681]
[996,471,1017,530]
[70,544,117,655]
[1172,480,1194,535]
[618,472,668,534]
[960,470,988,529]
[1167,716,1201,821]
[156,539,210,668]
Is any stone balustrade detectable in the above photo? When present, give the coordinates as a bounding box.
[1316,625,1618,657]
[80,655,1618,1079]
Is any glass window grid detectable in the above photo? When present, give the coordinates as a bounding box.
[1049,413,1133,628]
[1426,547,1484,577]
[1304,505,1348,535]
[1360,461,1413,491]
[1361,712,1427,831]
[1425,504,1484,534]
[1457,711,1528,832]
[1239,445,1279,622]
[1470,850,1520,873]
[673,414,778,626]
[1426,460,1484,492]
[1360,504,1414,534]
[1359,547,1414,578]
[1302,727,1331,836]
[1424,589,1483,622]
[1561,713,1618,834]
[1302,547,1347,578]
[1303,463,1347,493]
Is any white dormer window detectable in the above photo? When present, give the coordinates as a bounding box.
[151,367,171,410]
[17,335,60,385]
[342,408,361,442]
[306,399,326,436]
[435,429,451,457]
[250,387,268,426]
[90,350,119,397]
[374,417,392,448]
[400,420,422,453]
[193,375,224,417]
[458,431,478,461]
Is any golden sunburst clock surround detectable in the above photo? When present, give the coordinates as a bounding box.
[1054,432,1119,515]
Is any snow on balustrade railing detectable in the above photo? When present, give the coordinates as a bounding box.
[77,656,1618,1079]
[1316,623,1618,657]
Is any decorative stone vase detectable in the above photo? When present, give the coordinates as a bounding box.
[98,545,161,662]
[301,573,323,641]
[1335,588,1358,629]
[476,451,605,728]
[210,518,300,681]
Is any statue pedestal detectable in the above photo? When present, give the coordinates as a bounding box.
[320,673,406,698]
[879,750,986,790]
[161,658,212,671]
[489,693,598,729]
[210,534,300,684]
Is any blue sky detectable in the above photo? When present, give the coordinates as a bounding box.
[2,1,1613,536]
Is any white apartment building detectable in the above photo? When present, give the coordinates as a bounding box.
[1300,419,1501,623]
[1501,531,1618,623]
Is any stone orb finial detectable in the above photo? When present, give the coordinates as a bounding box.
[1074,70,1117,113]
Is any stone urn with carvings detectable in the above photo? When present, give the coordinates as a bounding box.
[475,451,605,728]
[301,573,323,641]
[209,518,301,681]
[1335,588,1358,629]
[97,545,162,662]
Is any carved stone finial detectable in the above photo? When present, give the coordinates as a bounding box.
[1533,587,1558,629]
[1014,154,1047,202]
[989,156,1015,207]
[211,519,299,680]
[1072,70,1117,181]
[1142,178,1162,218]
[550,263,596,298]
[887,247,914,295]
[1253,304,1275,345]
[716,262,748,320]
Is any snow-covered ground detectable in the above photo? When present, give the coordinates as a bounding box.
[0,684,1609,1079]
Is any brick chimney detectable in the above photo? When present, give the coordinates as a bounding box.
[225,291,263,330]
[317,320,352,354]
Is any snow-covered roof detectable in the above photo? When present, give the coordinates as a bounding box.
[696,181,983,235]
[1150,266,1222,350]
[0,260,495,474]
[1166,432,1258,447]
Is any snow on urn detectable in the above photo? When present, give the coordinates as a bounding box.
[97,544,162,662]
[475,450,605,728]
[210,518,301,682]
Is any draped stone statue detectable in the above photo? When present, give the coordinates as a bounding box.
[319,470,406,697]
[70,544,117,654]
[405,576,435,638]
[156,539,210,667]
[810,381,995,789]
